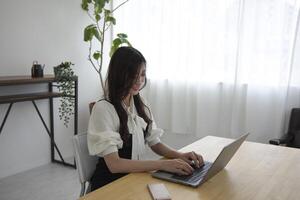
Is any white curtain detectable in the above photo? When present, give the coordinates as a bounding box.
[113,0,300,143]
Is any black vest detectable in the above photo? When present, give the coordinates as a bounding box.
[90,134,132,191]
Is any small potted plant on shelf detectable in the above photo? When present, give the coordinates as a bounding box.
[53,61,76,127]
[81,0,131,99]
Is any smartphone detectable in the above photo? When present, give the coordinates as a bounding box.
[147,183,171,200]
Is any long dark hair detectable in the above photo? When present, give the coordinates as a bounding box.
[105,47,152,142]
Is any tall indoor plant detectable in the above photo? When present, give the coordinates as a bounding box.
[81,0,131,96]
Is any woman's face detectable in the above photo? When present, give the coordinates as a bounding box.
[129,63,146,96]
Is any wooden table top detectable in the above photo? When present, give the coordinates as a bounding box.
[80,136,300,200]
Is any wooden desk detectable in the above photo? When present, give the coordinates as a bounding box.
[80,136,300,200]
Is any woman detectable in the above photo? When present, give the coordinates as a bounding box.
[87,46,204,191]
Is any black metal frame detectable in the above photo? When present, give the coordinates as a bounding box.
[0,103,13,134]
[0,77,78,168]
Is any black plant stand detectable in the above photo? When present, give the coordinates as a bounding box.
[0,75,78,168]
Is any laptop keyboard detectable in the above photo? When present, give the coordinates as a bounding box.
[171,161,212,183]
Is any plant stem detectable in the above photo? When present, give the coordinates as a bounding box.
[98,15,106,95]
[88,41,100,73]
[112,0,129,13]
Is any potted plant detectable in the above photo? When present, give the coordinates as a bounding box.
[53,61,76,127]
[81,0,131,96]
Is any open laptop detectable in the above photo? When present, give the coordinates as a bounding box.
[152,133,250,187]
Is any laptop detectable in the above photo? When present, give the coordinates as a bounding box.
[152,133,250,187]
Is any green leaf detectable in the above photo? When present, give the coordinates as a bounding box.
[94,0,106,13]
[93,28,101,42]
[113,38,122,46]
[104,9,111,17]
[109,38,121,57]
[84,24,95,41]
[81,0,88,11]
[109,46,117,57]
[117,33,127,39]
[94,4,102,14]
[109,35,132,57]
[105,16,116,25]
[116,33,131,46]
[121,38,132,47]
[93,51,101,60]
[95,14,100,22]
[83,24,101,42]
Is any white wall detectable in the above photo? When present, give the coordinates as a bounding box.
[0,0,107,178]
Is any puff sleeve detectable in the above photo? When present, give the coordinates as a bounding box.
[146,117,164,146]
[87,101,123,157]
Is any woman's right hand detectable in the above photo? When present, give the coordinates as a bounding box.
[159,159,194,175]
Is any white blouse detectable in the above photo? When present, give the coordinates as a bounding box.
[87,97,163,160]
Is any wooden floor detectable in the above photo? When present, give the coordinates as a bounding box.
[0,133,199,200]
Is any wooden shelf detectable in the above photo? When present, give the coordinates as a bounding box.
[0,74,78,168]
[0,75,56,86]
[0,75,77,86]
[0,92,62,104]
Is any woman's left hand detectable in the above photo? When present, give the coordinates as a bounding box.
[178,151,204,168]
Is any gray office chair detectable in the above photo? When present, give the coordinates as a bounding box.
[73,134,98,197]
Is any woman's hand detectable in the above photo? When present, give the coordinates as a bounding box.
[178,151,204,168]
[159,159,194,175]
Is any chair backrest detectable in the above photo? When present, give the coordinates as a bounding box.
[288,108,300,133]
[287,108,300,148]
[73,134,98,184]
